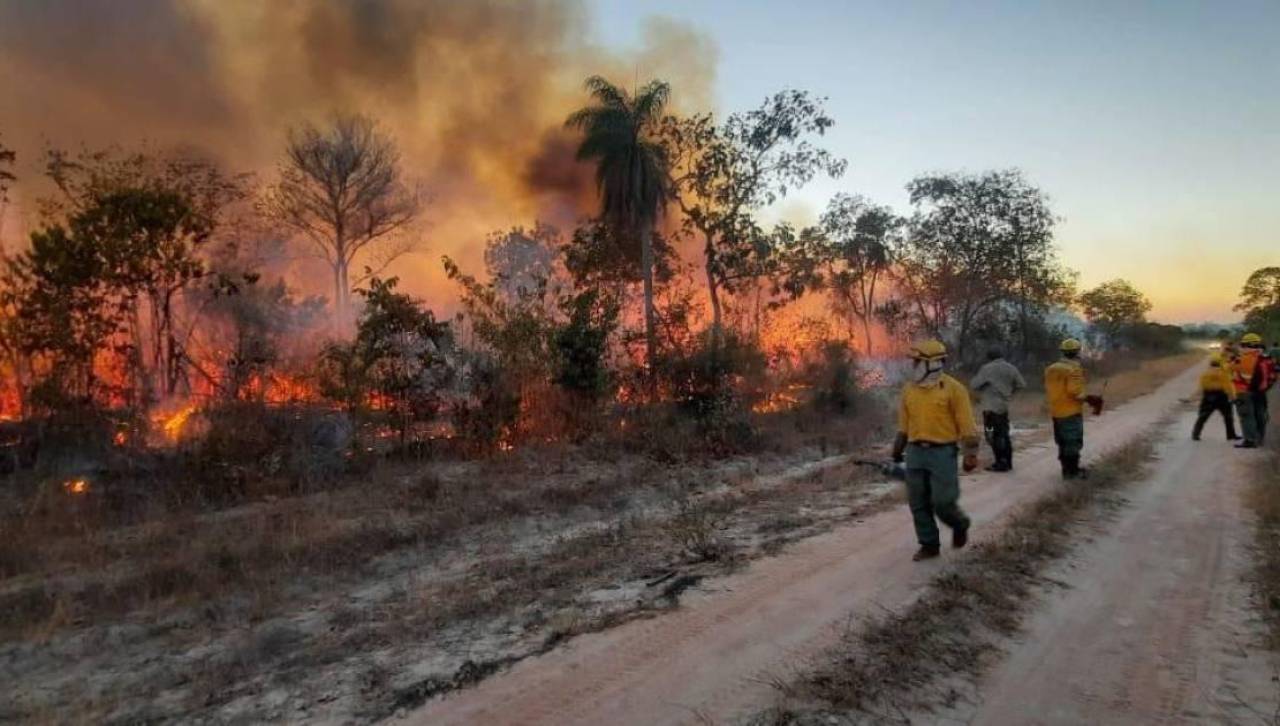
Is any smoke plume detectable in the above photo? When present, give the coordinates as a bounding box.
[0,0,717,307]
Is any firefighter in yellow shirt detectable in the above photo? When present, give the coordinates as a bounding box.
[1192,353,1238,441]
[891,340,980,561]
[1044,338,1103,480]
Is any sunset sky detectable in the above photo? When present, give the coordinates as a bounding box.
[595,0,1278,323]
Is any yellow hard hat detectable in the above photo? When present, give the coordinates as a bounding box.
[909,339,947,361]
[1209,353,1224,366]
[1241,332,1263,345]
[1060,338,1082,352]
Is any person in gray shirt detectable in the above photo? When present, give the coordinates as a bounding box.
[968,347,1026,472]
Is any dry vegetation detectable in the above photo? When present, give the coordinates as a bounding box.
[0,401,902,724]
[1247,415,1280,653]
[0,352,1198,724]
[756,433,1160,724]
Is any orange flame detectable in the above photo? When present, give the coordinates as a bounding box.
[63,478,90,495]
[153,404,198,443]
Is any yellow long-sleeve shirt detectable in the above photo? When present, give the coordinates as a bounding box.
[1199,365,1235,399]
[1045,358,1086,419]
[898,374,979,450]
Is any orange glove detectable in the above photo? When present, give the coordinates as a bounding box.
[962,453,978,472]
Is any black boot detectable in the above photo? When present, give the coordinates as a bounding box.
[952,524,969,549]
[912,545,941,561]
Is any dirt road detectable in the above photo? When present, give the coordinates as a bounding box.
[407,364,1212,726]
[942,407,1277,725]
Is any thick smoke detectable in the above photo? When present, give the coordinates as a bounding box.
[0,0,717,306]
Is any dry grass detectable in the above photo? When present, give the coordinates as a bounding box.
[759,435,1157,724]
[2,413,900,723]
[0,455,665,639]
[1246,422,1280,652]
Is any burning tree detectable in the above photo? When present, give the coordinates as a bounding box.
[566,76,670,377]
[195,276,328,403]
[446,226,624,444]
[2,150,247,409]
[318,276,453,446]
[815,196,899,355]
[263,114,422,332]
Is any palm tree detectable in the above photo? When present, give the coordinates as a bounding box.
[566,75,670,376]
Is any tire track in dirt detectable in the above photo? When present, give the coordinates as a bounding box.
[406,365,1203,726]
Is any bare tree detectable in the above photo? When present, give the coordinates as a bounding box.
[263,114,421,331]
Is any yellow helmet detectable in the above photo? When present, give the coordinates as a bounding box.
[1209,353,1224,366]
[909,339,947,362]
[1060,338,1082,353]
[1241,332,1263,346]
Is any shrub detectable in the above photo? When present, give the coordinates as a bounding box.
[450,354,521,452]
[809,341,859,414]
[659,332,765,454]
[184,402,353,503]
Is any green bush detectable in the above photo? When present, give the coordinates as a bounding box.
[810,341,858,414]
[658,332,765,454]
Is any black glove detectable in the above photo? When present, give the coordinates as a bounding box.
[1085,395,1104,415]
[891,432,907,463]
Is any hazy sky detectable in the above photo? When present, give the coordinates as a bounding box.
[591,0,1278,323]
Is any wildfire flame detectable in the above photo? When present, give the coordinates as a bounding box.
[63,478,90,495]
[154,404,199,443]
[752,383,810,414]
[113,431,128,447]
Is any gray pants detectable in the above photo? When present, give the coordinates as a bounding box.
[1237,393,1268,444]
[904,443,970,548]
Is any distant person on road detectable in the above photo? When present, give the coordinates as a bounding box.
[891,339,979,562]
[1044,338,1104,480]
[1192,353,1238,441]
[969,347,1026,472]
[1232,332,1275,448]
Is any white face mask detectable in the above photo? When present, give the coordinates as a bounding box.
[915,359,945,385]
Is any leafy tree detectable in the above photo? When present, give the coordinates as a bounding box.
[891,169,1072,361]
[787,194,899,354]
[566,76,670,376]
[663,91,846,339]
[1236,267,1280,313]
[0,223,119,405]
[3,180,233,405]
[319,276,452,445]
[561,218,676,298]
[196,276,327,401]
[34,148,248,400]
[443,254,560,385]
[42,146,245,223]
[1078,278,1152,347]
[484,223,563,304]
[263,114,421,331]
[87,188,215,396]
[553,289,620,402]
[1233,267,1280,342]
